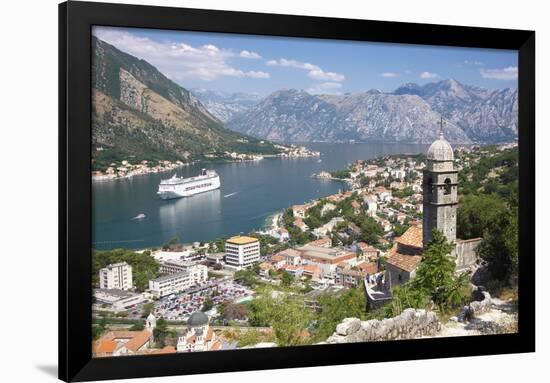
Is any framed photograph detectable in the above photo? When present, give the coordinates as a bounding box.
[59,1,535,381]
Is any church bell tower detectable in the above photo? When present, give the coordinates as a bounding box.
[422,119,458,248]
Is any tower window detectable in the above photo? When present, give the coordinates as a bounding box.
[444,178,452,195]
[426,177,433,195]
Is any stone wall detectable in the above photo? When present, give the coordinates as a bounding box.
[454,238,482,271]
[470,291,492,315]
[458,289,493,321]
[326,308,441,344]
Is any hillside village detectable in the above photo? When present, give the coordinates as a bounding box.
[91,138,519,357]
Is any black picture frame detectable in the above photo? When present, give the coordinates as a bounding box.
[59,1,535,381]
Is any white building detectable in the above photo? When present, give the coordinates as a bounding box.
[150,248,199,263]
[225,236,261,269]
[149,267,207,298]
[176,312,222,352]
[159,260,208,283]
[321,203,337,216]
[363,195,378,217]
[391,169,406,179]
[93,289,144,312]
[99,262,133,290]
[313,217,345,238]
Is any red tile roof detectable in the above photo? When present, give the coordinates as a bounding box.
[92,340,118,355]
[396,226,423,249]
[124,330,152,352]
[357,262,378,274]
[210,340,222,351]
[307,237,331,247]
[386,245,422,272]
[204,326,215,342]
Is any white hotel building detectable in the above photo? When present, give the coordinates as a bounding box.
[149,264,208,298]
[99,262,133,290]
[225,236,261,269]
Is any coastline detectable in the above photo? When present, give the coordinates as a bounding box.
[92,152,320,183]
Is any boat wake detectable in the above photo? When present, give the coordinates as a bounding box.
[223,192,238,198]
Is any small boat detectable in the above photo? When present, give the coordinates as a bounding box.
[132,213,146,220]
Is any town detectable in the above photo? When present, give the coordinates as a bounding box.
[91,144,319,182]
[92,136,519,357]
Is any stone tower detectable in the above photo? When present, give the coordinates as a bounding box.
[146,312,157,332]
[422,129,458,248]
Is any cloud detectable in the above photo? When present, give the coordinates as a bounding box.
[266,58,345,82]
[480,66,518,80]
[308,69,345,82]
[246,71,270,79]
[419,71,439,79]
[307,82,343,95]
[93,27,267,81]
[464,60,483,66]
[380,72,399,78]
[240,50,261,59]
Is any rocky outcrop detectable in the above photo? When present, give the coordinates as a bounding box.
[458,287,493,322]
[191,89,261,122]
[394,79,517,143]
[227,79,517,144]
[326,309,441,344]
[228,89,472,144]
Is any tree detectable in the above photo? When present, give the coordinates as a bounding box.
[222,303,248,321]
[359,176,370,187]
[384,284,429,318]
[142,302,154,318]
[237,329,265,347]
[457,194,507,239]
[202,298,214,312]
[393,223,410,237]
[153,318,175,348]
[92,325,105,340]
[162,235,180,250]
[314,286,367,341]
[411,230,470,312]
[359,218,383,245]
[281,270,293,287]
[129,320,145,331]
[477,208,518,282]
[248,289,312,346]
[234,269,259,287]
[92,249,160,292]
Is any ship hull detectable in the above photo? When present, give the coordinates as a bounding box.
[157,176,220,200]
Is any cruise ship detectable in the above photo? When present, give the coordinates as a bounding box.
[157,169,220,200]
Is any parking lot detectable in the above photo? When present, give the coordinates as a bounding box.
[152,279,254,321]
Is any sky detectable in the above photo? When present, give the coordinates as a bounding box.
[93,26,518,97]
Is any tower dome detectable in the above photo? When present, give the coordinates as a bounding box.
[427,133,454,161]
[187,311,209,327]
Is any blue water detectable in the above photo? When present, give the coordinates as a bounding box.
[92,143,428,250]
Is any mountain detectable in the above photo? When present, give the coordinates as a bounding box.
[91,36,279,170]
[227,89,472,144]
[191,89,261,122]
[393,79,518,142]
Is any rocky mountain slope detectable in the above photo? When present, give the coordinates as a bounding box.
[394,79,518,143]
[91,37,279,170]
[227,89,473,144]
[226,79,517,144]
[191,89,261,122]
